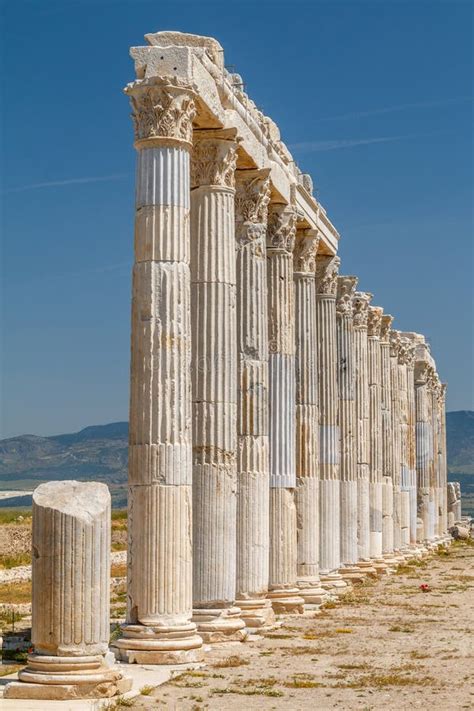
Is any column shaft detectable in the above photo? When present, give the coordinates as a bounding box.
[380,315,394,555]
[389,331,402,550]
[415,360,433,541]
[6,482,130,700]
[368,307,383,558]
[235,169,275,628]
[316,256,342,575]
[294,231,326,604]
[353,292,372,562]
[266,204,304,613]
[406,346,417,543]
[190,131,246,643]
[336,276,359,568]
[117,77,202,663]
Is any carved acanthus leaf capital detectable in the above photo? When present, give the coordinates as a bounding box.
[352,291,373,328]
[315,255,341,296]
[266,203,297,253]
[293,230,320,274]
[125,77,196,147]
[380,314,394,342]
[398,338,415,367]
[235,170,271,227]
[367,306,384,337]
[191,131,238,189]
[336,276,358,315]
[390,329,401,357]
[415,361,430,385]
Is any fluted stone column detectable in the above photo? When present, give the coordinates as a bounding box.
[430,373,443,537]
[266,203,304,613]
[189,130,246,643]
[6,481,131,700]
[447,482,461,526]
[439,383,448,534]
[367,306,384,561]
[405,341,417,544]
[353,292,374,568]
[116,77,203,663]
[234,169,275,628]
[380,315,395,556]
[294,230,327,604]
[398,337,411,548]
[389,331,402,551]
[316,255,347,591]
[447,482,455,528]
[336,275,360,575]
[415,359,433,541]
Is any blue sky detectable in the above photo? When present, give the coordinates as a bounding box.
[1,0,473,438]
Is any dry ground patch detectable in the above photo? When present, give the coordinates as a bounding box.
[131,541,474,710]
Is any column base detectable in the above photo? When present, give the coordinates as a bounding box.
[192,606,247,644]
[114,621,204,664]
[4,653,132,700]
[371,558,390,575]
[237,598,276,630]
[382,553,400,569]
[267,587,305,614]
[356,559,378,577]
[297,577,328,606]
[338,565,367,584]
[320,572,350,596]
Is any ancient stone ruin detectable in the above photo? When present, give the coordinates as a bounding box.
[6,31,458,700]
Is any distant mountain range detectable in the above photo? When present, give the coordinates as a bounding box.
[0,412,473,510]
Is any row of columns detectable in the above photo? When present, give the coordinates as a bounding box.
[111,77,450,664]
[3,55,453,703]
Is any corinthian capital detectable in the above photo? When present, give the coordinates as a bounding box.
[414,361,430,385]
[293,230,320,274]
[266,203,296,253]
[352,291,373,328]
[235,169,271,226]
[398,338,413,366]
[125,76,196,148]
[367,306,384,337]
[389,329,401,357]
[336,275,358,315]
[380,314,394,342]
[315,255,340,296]
[191,129,238,189]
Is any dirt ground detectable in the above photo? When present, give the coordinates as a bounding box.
[132,541,474,711]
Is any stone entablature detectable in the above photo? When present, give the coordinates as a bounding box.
[126,31,340,254]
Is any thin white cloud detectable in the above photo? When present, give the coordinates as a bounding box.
[290,134,413,152]
[315,96,472,123]
[3,173,129,194]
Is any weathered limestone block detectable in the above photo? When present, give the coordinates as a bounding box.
[190,129,246,643]
[235,168,275,629]
[266,203,304,613]
[336,275,359,572]
[353,291,373,564]
[5,481,131,700]
[294,230,327,604]
[115,75,203,664]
